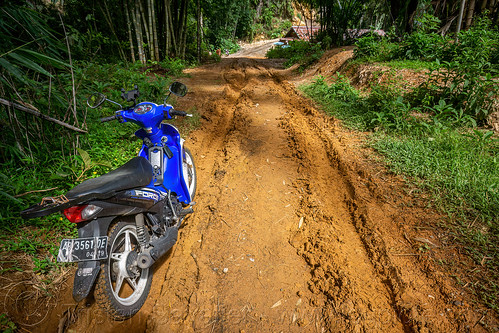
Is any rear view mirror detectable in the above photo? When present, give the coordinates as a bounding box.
[169,82,187,97]
[87,92,106,109]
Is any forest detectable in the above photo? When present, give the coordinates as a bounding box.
[0,0,498,330]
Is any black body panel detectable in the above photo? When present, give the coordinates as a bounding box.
[72,217,114,302]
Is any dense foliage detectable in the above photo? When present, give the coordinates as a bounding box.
[355,14,499,124]
[297,0,498,46]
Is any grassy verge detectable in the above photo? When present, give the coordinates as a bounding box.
[301,73,498,311]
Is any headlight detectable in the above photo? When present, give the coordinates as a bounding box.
[134,104,153,114]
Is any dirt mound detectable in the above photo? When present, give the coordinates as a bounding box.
[296,46,429,93]
[305,46,356,78]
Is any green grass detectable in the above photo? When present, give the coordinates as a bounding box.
[349,56,436,71]
[301,71,499,312]
[378,59,436,71]
[372,130,498,224]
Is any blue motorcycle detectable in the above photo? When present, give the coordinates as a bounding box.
[21,82,196,320]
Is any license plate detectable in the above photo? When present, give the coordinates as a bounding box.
[57,236,108,262]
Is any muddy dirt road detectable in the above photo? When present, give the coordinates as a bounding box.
[55,53,498,332]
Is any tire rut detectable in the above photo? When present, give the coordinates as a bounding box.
[147,58,325,332]
[273,77,473,332]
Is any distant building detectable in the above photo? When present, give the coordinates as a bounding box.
[283,26,321,42]
[282,26,385,43]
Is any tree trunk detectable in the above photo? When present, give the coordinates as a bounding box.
[197,0,201,62]
[164,0,171,57]
[132,3,146,64]
[150,0,160,61]
[125,0,136,62]
[456,0,466,38]
[100,1,127,61]
[480,0,488,12]
[465,0,476,28]
[147,0,155,61]
[139,0,151,60]
[166,0,177,56]
[177,0,188,59]
[180,0,189,59]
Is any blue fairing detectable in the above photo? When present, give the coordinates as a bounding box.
[137,125,190,203]
[118,103,191,204]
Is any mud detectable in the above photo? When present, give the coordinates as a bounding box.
[11,48,498,332]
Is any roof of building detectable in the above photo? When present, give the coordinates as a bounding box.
[284,26,385,42]
[284,26,321,41]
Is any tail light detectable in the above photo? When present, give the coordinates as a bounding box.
[63,205,102,223]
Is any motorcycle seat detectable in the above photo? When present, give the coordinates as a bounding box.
[21,157,153,219]
[67,156,153,200]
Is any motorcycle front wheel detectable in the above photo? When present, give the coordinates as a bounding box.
[95,221,152,320]
[182,146,197,200]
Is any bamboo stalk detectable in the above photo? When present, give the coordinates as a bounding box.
[139,0,151,59]
[178,0,188,59]
[150,0,160,61]
[165,0,170,56]
[0,98,87,133]
[166,0,177,55]
[125,0,136,63]
[465,0,476,29]
[456,0,466,39]
[147,0,155,61]
[132,3,146,64]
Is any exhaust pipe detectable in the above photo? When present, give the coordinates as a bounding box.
[137,226,178,269]
[136,206,193,269]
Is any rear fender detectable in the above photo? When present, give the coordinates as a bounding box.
[72,216,114,302]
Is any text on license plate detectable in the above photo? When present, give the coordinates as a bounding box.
[57,236,108,262]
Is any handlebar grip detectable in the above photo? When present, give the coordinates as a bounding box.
[170,110,188,117]
[100,115,117,123]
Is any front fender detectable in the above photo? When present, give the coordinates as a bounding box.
[72,216,114,302]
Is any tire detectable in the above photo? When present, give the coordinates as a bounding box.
[95,221,152,320]
[182,146,197,201]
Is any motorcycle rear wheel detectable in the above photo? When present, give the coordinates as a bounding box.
[95,221,153,320]
[182,147,197,200]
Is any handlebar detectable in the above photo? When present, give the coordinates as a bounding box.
[101,107,192,124]
[100,115,117,123]
[170,110,192,117]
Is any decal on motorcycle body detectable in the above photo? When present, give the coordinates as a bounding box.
[130,189,160,201]
[77,267,94,277]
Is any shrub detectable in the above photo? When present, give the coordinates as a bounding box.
[354,32,392,59]
[266,40,323,70]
